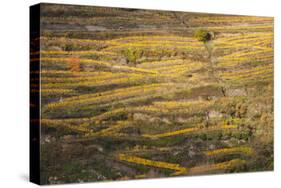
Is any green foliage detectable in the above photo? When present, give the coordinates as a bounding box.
[251,61,266,66]
[63,43,94,51]
[63,162,81,174]
[193,29,211,43]
[121,48,142,65]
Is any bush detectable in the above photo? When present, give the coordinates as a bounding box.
[193,29,212,43]
[121,48,142,65]
[68,57,81,72]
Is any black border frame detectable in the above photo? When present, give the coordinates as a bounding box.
[30,3,41,185]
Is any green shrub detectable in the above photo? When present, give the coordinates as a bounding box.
[121,48,142,65]
[193,29,211,43]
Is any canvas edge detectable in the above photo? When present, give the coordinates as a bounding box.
[30,3,41,185]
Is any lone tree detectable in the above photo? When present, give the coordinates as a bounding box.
[194,29,226,97]
[193,29,215,59]
[194,29,212,42]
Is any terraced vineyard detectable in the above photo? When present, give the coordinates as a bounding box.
[35,4,273,184]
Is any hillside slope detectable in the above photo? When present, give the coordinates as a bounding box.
[32,4,273,184]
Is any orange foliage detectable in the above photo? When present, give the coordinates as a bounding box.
[68,57,81,72]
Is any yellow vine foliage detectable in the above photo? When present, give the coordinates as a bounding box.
[32,50,116,56]
[45,83,169,110]
[189,159,246,175]
[118,155,245,176]
[205,146,253,156]
[143,125,237,139]
[42,74,146,89]
[35,57,158,74]
[41,119,91,133]
[118,154,188,175]
[87,121,130,137]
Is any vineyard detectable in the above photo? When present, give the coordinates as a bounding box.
[34,4,273,184]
